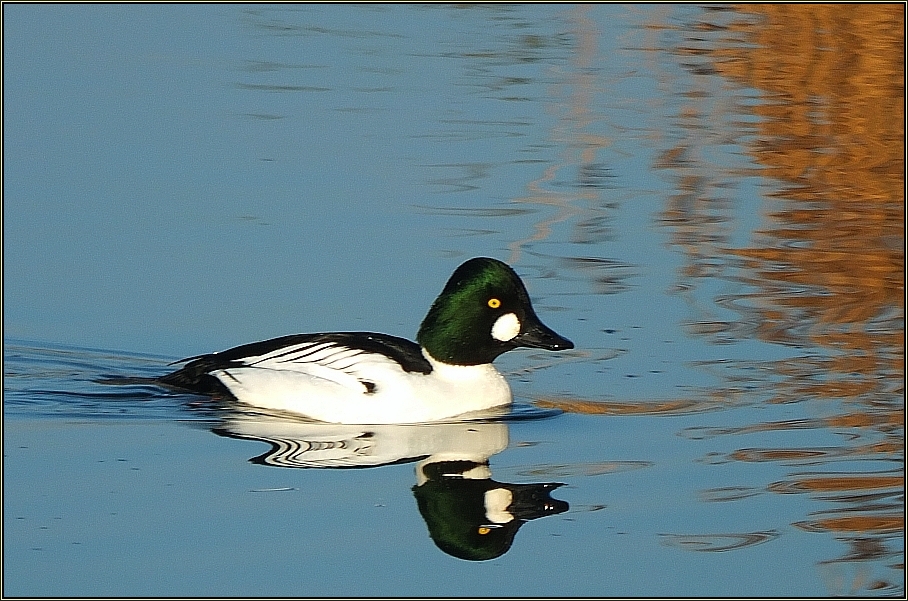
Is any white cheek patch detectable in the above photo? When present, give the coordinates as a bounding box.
[491,312,521,342]
[484,488,514,524]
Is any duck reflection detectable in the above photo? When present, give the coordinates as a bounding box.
[212,411,568,560]
[413,459,567,561]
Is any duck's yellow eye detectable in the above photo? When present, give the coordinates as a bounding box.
[478,527,491,535]
[487,298,501,309]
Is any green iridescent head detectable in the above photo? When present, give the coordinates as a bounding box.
[417,257,573,365]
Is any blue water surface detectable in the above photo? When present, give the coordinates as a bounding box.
[4,4,903,597]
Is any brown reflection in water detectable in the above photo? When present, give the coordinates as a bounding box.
[728,442,903,465]
[796,516,904,536]
[681,411,905,441]
[536,396,720,416]
[769,474,903,495]
[652,4,903,592]
[705,5,902,405]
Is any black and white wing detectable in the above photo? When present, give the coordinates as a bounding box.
[158,332,432,397]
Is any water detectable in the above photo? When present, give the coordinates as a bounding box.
[4,4,903,596]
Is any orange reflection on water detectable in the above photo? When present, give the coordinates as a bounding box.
[713,3,904,366]
[769,475,903,493]
[535,396,717,416]
[795,516,904,536]
[651,4,903,593]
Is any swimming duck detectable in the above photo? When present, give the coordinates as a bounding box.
[158,257,573,424]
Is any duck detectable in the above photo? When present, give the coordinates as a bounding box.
[158,257,573,424]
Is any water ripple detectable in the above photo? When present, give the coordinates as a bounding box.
[512,460,653,479]
[4,339,198,421]
[659,530,781,553]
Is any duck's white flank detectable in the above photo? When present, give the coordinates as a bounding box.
[211,347,511,424]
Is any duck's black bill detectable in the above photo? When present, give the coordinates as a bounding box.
[514,322,574,351]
